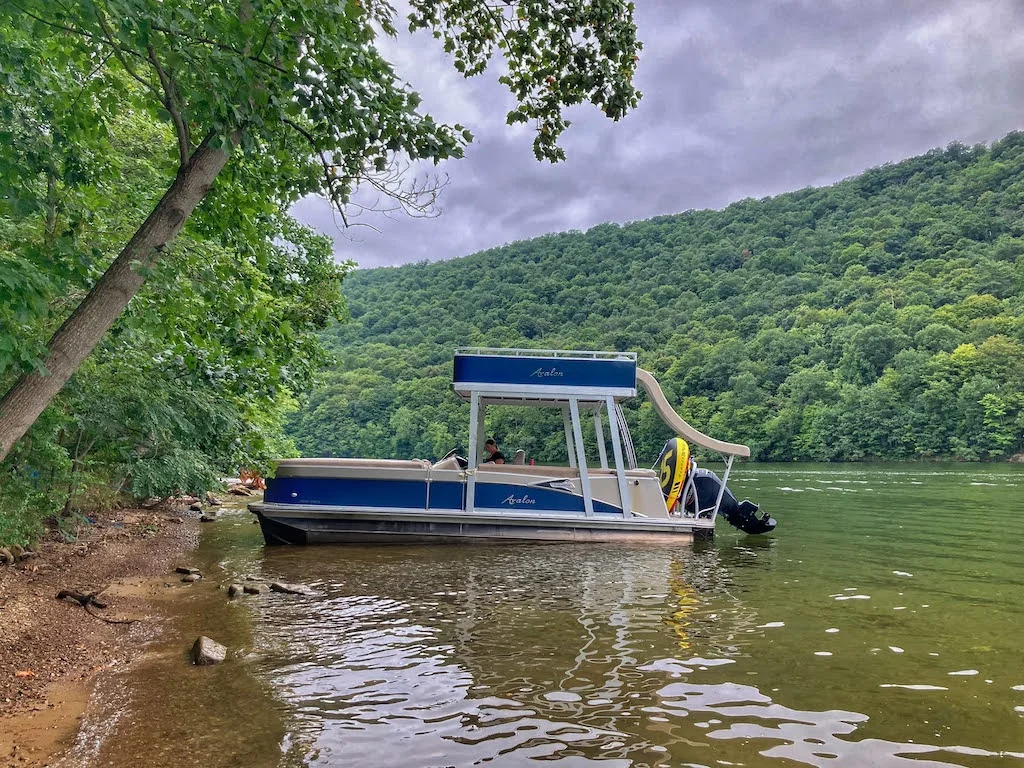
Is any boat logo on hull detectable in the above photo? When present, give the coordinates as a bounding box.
[501,493,537,505]
[530,367,563,378]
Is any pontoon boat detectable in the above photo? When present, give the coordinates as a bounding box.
[250,348,775,544]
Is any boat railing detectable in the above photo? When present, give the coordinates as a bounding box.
[456,347,637,361]
[614,402,639,470]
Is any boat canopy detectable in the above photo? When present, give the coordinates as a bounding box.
[453,348,749,457]
[454,347,637,403]
[451,348,750,519]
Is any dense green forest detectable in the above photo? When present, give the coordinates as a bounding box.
[0,109,349,545]
[289,136,1024,466]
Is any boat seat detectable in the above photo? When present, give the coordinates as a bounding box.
[277,457,430,469]
[476,464,656,479]
[431,456,462,470]
[512,450,526,465]
[477,464,580,477]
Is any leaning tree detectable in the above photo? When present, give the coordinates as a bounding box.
[0,0,642,459]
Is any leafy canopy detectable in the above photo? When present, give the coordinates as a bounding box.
[4,0,641,216]
[0,105,348,544]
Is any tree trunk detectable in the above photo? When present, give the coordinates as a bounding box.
[0,135,236,461]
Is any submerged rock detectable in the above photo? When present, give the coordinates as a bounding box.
[199,513,217,523]
[175,566,201,576]
[243,583,268,595]
[181,573,202,583]
[191,636,227,665]
[270,582,316,596]
[227,584,243,598]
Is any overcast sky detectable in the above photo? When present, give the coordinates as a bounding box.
[291,0,1024,269]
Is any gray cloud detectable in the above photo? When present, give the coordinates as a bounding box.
[291,0,1024,268]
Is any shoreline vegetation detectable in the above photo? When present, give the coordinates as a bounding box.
[289,136,1024,469]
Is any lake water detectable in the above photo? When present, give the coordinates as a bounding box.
[62,464,1024,767]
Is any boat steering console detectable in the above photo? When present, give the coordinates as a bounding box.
[439,448,469,470]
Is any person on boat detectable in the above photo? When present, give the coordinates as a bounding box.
[482,439,505,464]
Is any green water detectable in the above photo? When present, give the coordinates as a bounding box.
[62,464,1024,767]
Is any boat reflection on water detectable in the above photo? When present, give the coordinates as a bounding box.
[239,541,1022,768]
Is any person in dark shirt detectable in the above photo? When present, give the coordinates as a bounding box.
[482,439,505,464]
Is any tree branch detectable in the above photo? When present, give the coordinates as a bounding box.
[149,23,290,75]
[147,45,191,167]
[67,50,114,111]
[9,3,104,44]
[255,14,281,60]
[89,6,164,102]
[283,118,349,224]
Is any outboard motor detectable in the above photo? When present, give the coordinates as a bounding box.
[688,468,777,535]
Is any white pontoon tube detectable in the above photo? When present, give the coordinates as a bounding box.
[637,369,775,534]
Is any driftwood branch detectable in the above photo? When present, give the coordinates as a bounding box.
[57,588,108,609]
[56,588,141,625]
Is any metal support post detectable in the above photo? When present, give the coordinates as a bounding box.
[476,403,487,452]
[467,391,480,513]
[711,454,735,522]
[605,396,630,518]
[562,407,577,468]
[569,398,594,516]
[594,408,608,470]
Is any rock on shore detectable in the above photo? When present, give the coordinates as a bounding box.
[191,636,227,665]
[269,582,316,596]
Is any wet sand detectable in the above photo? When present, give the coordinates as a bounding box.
[0,507,199,767]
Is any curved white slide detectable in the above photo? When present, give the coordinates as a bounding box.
[636,368,751,458]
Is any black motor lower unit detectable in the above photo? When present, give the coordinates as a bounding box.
[687,468,777,535]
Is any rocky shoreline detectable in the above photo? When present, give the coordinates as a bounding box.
[0,505,201,767]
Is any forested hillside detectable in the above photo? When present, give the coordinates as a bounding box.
[289,136,1024,464]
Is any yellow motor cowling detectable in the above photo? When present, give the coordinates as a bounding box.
[656,437,690,512]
